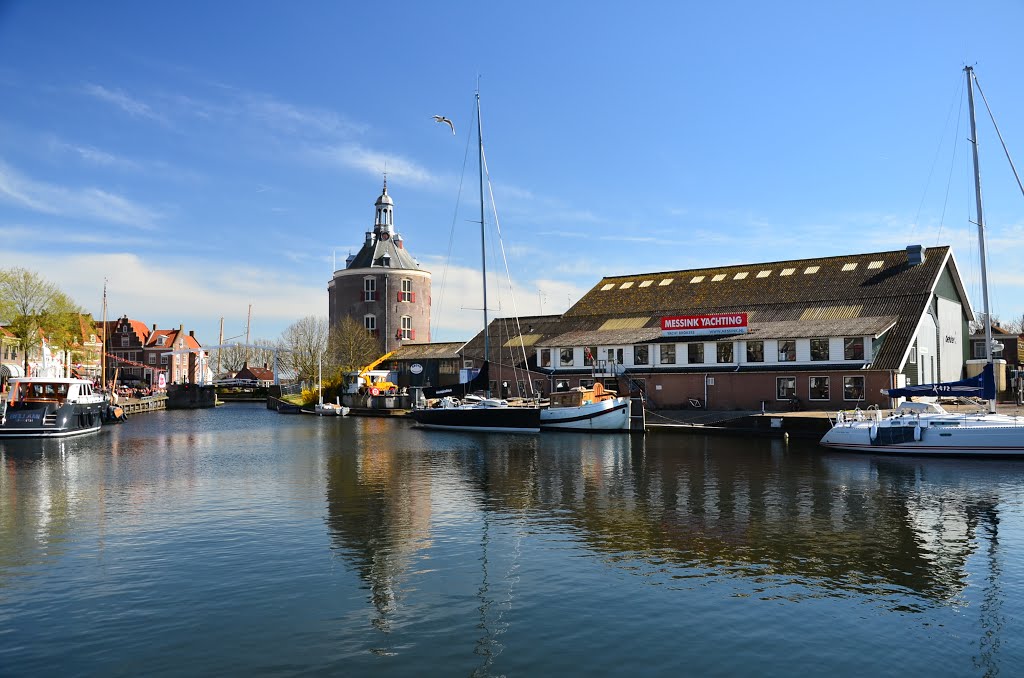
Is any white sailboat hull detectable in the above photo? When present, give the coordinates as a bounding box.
[540,397,631,431]
[821,412,1024,456]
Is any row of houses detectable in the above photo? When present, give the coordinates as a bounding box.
[382,245,1023,410]
[0,314,211,388]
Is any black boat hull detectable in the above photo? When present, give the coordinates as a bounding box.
[410,405,541,433]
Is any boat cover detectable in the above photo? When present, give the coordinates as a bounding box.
[420,362,489,400]
[884,362,995,400]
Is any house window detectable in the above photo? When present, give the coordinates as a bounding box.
[778,340,796,362]
[909,345,917,364]
[584,346,597,366]
[687,343,704,364]
[633,345,649,365]
[560,348,574,366]
[844,337,864,361]
[579,378,594,389]
[363,277,376,302]
[777,377,796,399]
[364,314,376,332]
[517,380,526,395]
[660,344,676,365]
[161,354,168,365]
[555,379,570,391]
[716,342,733,363]
[148,353,156,364]
[400,316,413,340]
[843,376,865,401]
[972,341,987,359]
[606,348,624,364]
[121,336,129,347]
[157,336,167,346]
[400,279,413,302]
[540,348,551,368]
[810,338,830,361]
[809,376,830,400]
[746,340,764,363]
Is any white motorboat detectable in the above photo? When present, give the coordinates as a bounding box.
[0,377,107,438]
[540,383,631,431]
[315,399,349,416]
[821,67,1024,456]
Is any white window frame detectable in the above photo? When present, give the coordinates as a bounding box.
[364,314,376,332]
[400,278,412,302]
[809,375,830,400]
[400,315,412,340]
[363,277,376,302]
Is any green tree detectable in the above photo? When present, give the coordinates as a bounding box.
[0,267,81,374]
[279,315,329,384]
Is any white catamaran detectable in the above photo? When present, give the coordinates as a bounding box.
[821,67,1024,455]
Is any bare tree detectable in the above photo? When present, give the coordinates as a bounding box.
[328,315,383,375]
[279,315,329,383]
[0,267,81,374]
[210,338,281,376]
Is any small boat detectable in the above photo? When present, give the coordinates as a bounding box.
[0,377,107,438]
[821,67,1024,456]
[540,382,631,431]
[314,399,349,416]
[313,354,348,415]
[409,91,541,434]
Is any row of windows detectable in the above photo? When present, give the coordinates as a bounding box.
[777,375,865,401]
[540,337,866,367]
[362,278,416,303]
[363,314,416,340]
[599,262,886,290]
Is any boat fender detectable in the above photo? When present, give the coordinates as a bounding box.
[914,423,922,442]
[869,422,878,442]
[837,411,846,424]
[388,388,397,395]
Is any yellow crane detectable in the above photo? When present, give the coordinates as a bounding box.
[356,351,398,395]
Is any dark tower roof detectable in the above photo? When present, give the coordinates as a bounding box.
[346,181,424,271]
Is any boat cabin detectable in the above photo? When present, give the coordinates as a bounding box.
[5,379,97,406]
[547,382,618,409]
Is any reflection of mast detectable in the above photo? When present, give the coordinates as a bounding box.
[975,503,1003,676]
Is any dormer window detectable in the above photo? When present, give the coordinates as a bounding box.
[157,336,167,346]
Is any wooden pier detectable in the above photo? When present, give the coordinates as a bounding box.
[120,395,168,415]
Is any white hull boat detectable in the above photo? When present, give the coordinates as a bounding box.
[821,401,1024,456]
[540,384,631,431]
[821,67,1024,457]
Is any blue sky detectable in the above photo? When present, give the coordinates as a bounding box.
[2,1,1023,345]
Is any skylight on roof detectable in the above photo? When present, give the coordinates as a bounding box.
[781,268,796,276]
[842,263,858,271]
[756,270,772,278]
[867,260,883,269]
[619,282,634,289]
[639,280,653,287]
[690,276,704,283]
[659,278,673,286]
[601,283,615,291]
[733,272,748,280]
[803,266,820,274]
[711,274,726,282]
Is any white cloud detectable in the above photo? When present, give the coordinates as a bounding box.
[308,143,440,186]
[0,161,162,228]
[82,83,169,124]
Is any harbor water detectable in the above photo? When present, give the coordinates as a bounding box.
[2,403,1024,676]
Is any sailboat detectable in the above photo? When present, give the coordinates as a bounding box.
[821,67,1024,455]
[314,353,348,416]
[410,92,542,433]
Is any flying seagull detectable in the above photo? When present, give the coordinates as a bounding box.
[432,115,455,135]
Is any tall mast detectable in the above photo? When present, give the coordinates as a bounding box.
[477,90,490,396]
[217,317,224,377]
[966,65,996,413]
[245,303,252,365]
[101,278,107,387]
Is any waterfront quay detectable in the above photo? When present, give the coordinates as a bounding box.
[3,402,1024,676]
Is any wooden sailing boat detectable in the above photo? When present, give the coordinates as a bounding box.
[411,91,541,433]
[821,67,1024,455]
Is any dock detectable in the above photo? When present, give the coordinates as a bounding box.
[119,394,168,415]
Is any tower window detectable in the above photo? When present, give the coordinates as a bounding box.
[400,315,414,340]
[364,277,376,302]
[400,279,414,302]
[364,314,377,333]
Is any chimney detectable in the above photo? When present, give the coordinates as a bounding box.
[907,244,925,266]
[189,330,195,337]
[152,323,157,331]
[179,324,185,334]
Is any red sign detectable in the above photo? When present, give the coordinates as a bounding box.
[661,313,748,336]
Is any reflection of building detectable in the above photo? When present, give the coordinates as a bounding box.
[328,181,431,353]
[324,429,432,627]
